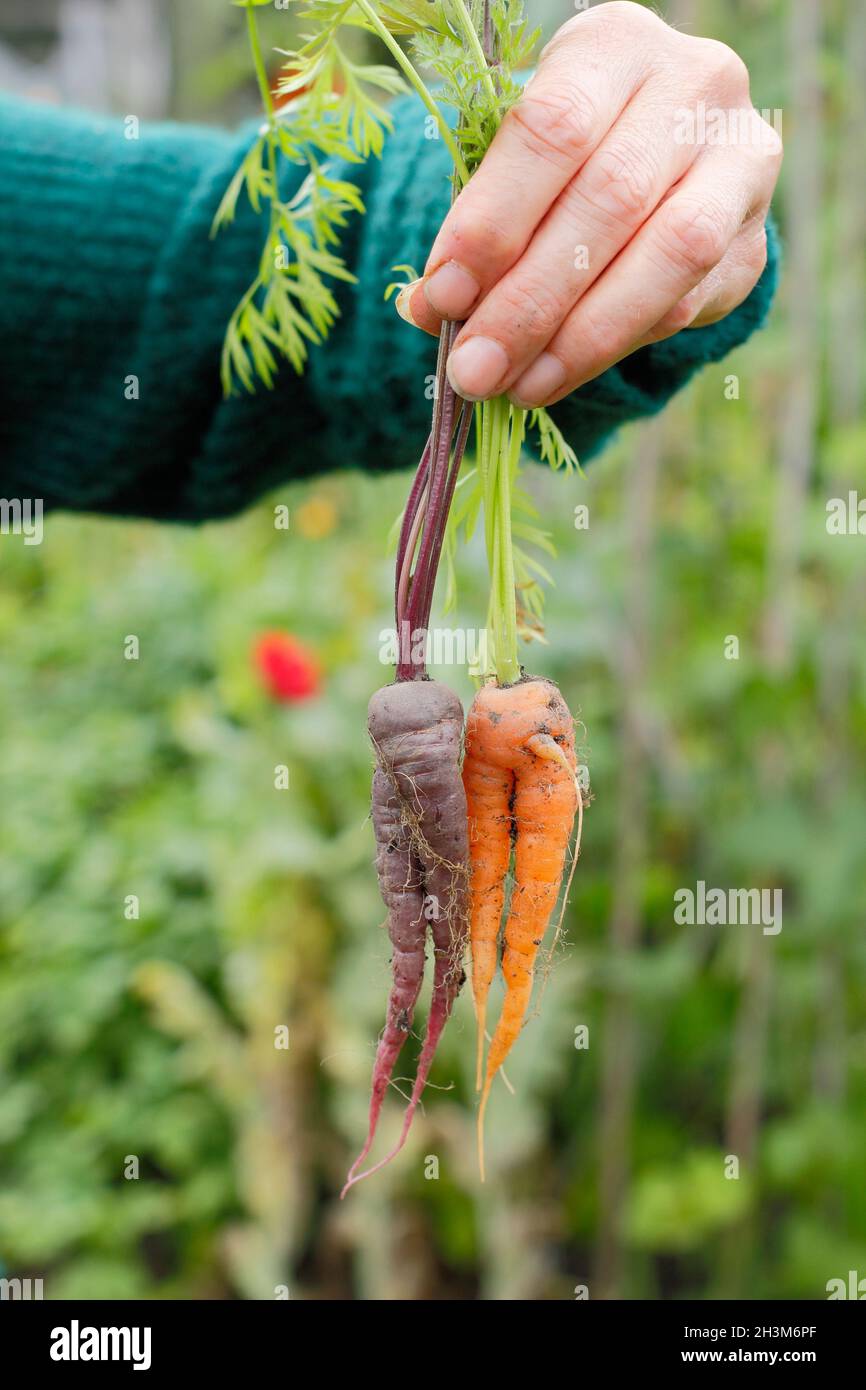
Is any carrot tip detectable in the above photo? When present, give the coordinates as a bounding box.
[474,1003,487,1092]
[341,1109,415,1197]
[476,1083,491,1184]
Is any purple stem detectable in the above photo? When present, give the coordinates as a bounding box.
[393,18,497,683]
[394,433,431,620]
[413,401,473,635]
[396,321,465,682]
[396,477,429,633]
[482,0,493,64]
[397,386,459,678]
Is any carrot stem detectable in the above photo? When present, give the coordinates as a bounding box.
[395,432,432,611]
[496,404,522,684]
[244,3,276,122]
[354,0,469,182]
[414,402,472,633]
[396,477,429,635]
[478,398,523,684]
[448,0,497,103]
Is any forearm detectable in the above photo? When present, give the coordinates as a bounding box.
[0,99,322,520]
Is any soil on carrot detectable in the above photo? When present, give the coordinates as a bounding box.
[341,679,469,1196]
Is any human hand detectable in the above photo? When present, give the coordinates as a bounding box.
[396,0,782,408]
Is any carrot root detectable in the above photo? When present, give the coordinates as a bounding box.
[341,680,468,1196]
[463,676,582,1181]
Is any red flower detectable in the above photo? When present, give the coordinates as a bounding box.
[253,631,321,703]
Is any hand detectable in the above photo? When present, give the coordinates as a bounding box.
[396,1,782,408]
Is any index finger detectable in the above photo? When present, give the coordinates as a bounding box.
[421,41,644,320]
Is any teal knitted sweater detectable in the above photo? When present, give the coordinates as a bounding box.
[0,96,779,523]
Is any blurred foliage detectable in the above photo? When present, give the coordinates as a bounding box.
[1,0,865,1301]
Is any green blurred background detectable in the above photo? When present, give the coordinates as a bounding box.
[1,0,864,1300]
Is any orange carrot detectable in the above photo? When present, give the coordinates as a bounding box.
[463,675,581,1179]
[462,729,512,1092]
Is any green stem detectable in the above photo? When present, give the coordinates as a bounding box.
[495,402,520,684]
[478,399,523,685]
[245,2,281,220]
[478,398,518,685]
[477,401,493,559]
[458,6,521,686]
[354,0,470,182]
[245,3,276,122]
[449,0,498,104]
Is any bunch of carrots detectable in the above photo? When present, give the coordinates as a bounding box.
[340,4,585,1192]
[219,0,586,1192]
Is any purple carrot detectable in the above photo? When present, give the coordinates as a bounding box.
[341,766,426,1193]
[344,887,466,1187]
[341,679,468,1196]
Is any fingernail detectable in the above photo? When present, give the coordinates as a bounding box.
[424,261,481,319]
[395,278,423,327]
[447,337,510,400]
[509,352,567,407]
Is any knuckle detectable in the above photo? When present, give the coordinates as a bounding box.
[589,0,656,30]
[497,275,564,340]
[577,304,622,366]
[540,13,583,57]
[744,222,769,276]
[659,199,730,277]
[584,139,657,224]
[449,206,520,268]
[544,2,648,49]
[697,38,750,93]
[656,298,698,337]
[544,1,665,68]
[737,108,783,167]
[509,84,598,166]
[758,118,784,166]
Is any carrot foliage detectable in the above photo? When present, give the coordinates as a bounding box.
[218,0,583,677]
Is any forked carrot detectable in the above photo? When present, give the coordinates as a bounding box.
[463,675,580,1180]
[341,679,468,1197]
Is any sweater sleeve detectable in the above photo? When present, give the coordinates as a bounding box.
[0,94,779,523]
